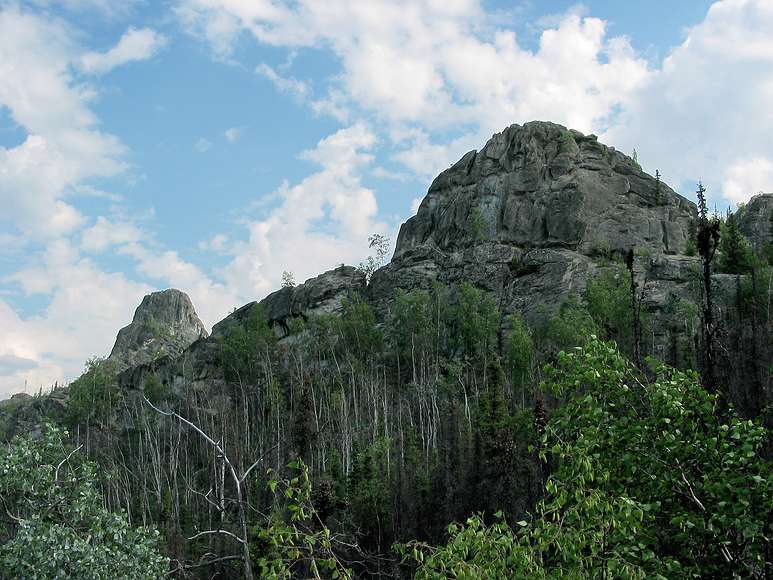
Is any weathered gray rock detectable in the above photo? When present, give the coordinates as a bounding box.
[121,266,366,395]
[395,122,694,260]
[212,266,367,339]
[737,193,773,254]
[371,121,697,323]
[108,289,208,372]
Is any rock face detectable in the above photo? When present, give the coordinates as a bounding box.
[737,193,773,254]
[212,266,367,339]
[396,122,693,258]
[371,121,695,320]
[120,266,366,394]
[108,289,208,371]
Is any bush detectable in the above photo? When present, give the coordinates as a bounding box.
[0,424,168,578]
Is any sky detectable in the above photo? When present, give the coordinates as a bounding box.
[1,0,772,396]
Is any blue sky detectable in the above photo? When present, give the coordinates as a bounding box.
[1,0,772,395]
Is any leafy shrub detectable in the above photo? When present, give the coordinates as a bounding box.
[0,424,168,579]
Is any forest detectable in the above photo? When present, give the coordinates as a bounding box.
[0,197,772,579]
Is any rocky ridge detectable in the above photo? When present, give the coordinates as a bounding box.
[3,121,771,425]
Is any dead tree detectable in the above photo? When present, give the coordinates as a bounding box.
[144,397,266,580]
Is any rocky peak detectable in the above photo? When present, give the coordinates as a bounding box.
[108,289,208,371]
[737,193,773,254]
[395,121,694,260]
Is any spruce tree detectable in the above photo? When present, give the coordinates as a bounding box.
[718,211,751,274]
[695,182,722,398]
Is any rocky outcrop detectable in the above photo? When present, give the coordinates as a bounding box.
[395,122,693,258]
[371,121,696,320]
[213,266,366,339]
[108,289,208,372]
[120,266,366,395]
[737,193,773,254]
[7,121,771,435]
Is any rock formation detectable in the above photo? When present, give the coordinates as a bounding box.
[737,193,773,255]
[108,289,208,372]
[370,121,696,326]
[4,121,771,429]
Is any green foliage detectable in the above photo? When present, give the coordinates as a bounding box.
[339,294,382,358]
[143,372,172,405]
[67,357,120,425]
[219,303,276,383]
[397,514,534,578]
[559,128,575,148]
[254,459,351,579]
[588,234,613,260]
[534,297,598,355]
[0,424,168,579]
[358,233,391,283]
[504,313,533,398]
[348,438,393,546]
[453,283,499,364]
[543,339,772,577]
[389,288,435,359]
[404,339,771,578]
[583,265,648,359]
[281,270,296,288]
[469,207,488,242]
[718,212,753,274]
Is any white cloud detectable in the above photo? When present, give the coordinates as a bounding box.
[180,0,773,206]
[81,216,143,253]
[0,8,154,395]
[224,127,241,142]
[118,242,241,327]
[28,0,141,18]
[80,27,168,74]
[0,6,127,238]
[194,137,212,152]
[214,123,388,298]
[255,63,311,101]
[1,240,152,395]
[603,0,773,205]
[178,1,651,178]
[198,233,230,252]
[723,157,773,205]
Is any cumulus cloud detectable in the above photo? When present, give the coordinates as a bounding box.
[0,6,126,238]
[179,0,773,205]
[80,27,168,74]
[602,0,773,204]
[213,123,388,298]
[119,242,241,326]
[80,216,143,253]
[722,158,773,205]
[177,0,651,180]
[1,240,152,395]
[0,8,159,395]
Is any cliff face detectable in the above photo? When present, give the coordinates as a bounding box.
[370,121,696,325]
[108,289,208,372]
[737,193,773,254]
[396,121,693,258]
